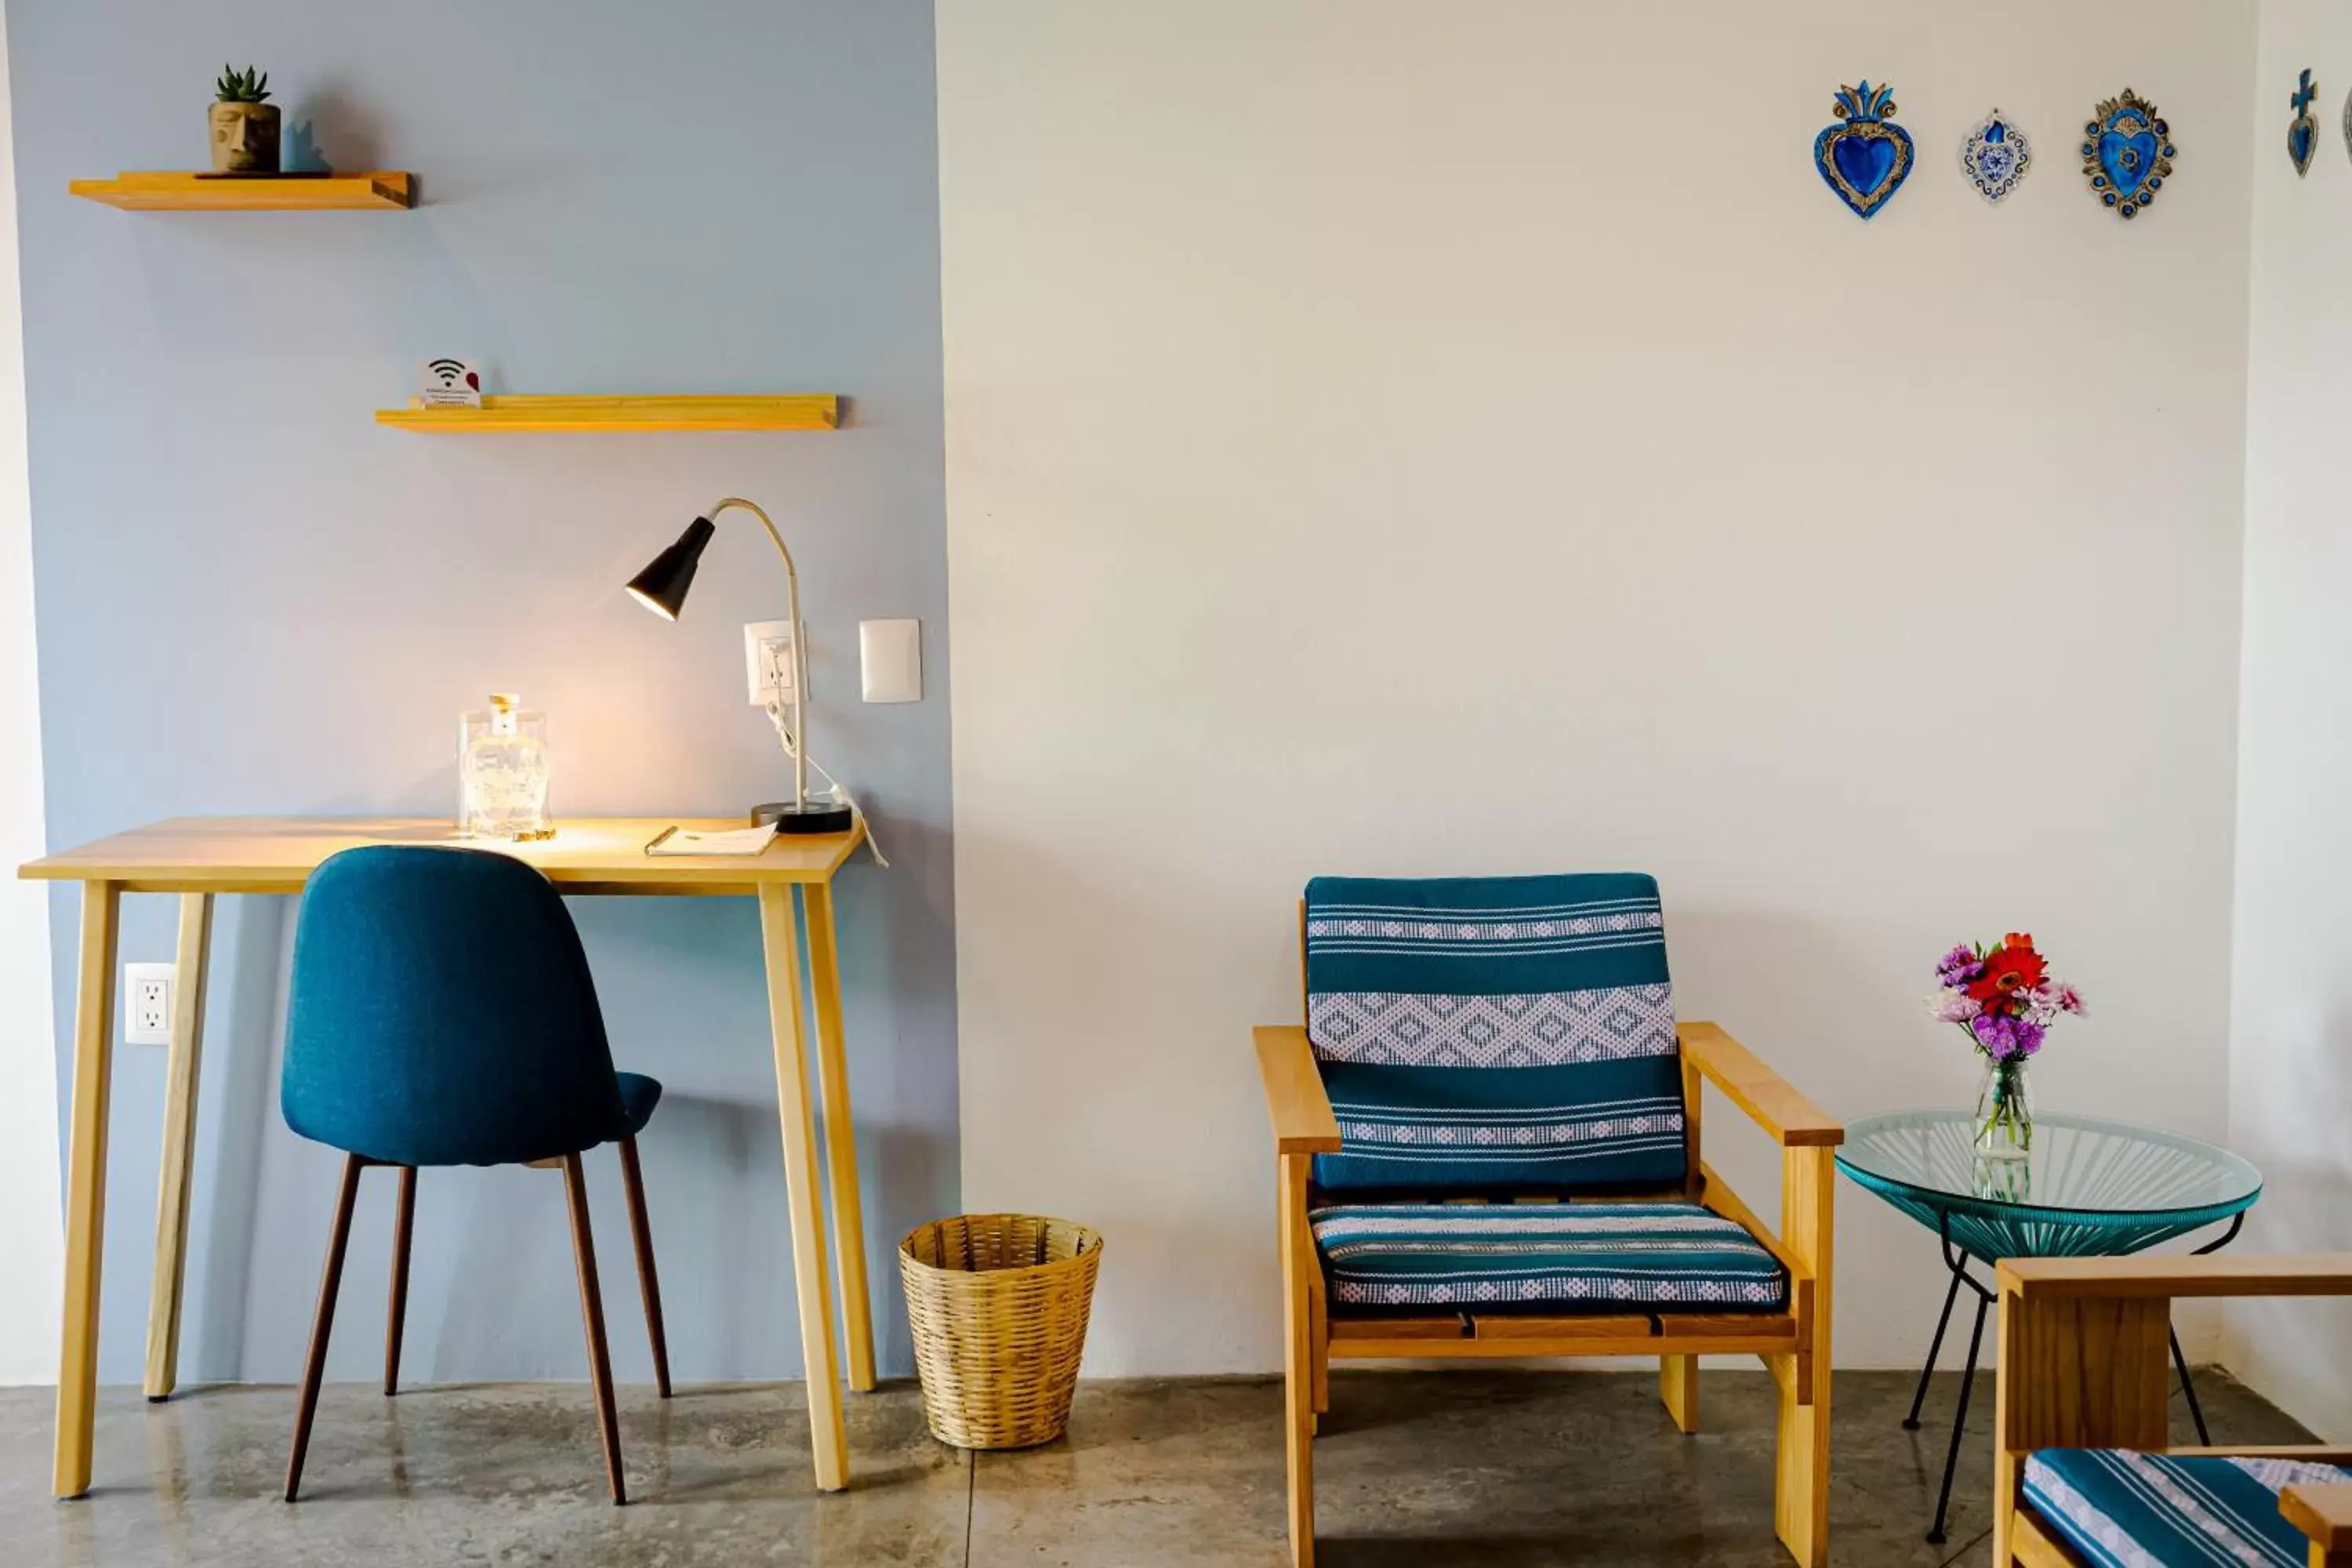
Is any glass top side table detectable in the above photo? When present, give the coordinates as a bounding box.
[1838,1109,2263,1544]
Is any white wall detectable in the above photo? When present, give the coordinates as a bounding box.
[2223,0,2352,1440]
[941,1,2256,1373]
[0,2,61,1385]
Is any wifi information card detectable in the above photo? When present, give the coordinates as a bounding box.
[419,358,484,408]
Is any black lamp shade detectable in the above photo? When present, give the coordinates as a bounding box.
[625,516,717,621]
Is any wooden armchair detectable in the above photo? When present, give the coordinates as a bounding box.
[1995,1254,2352,1566]
[1254,874,1842,1567]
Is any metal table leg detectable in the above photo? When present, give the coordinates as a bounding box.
[1903,1267,1964,1432]
[2169,1212,2244,1446]
[1909,1209,2249,1541]
[1926,1223,1995,1546]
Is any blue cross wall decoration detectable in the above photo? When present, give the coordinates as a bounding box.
[2289,70,2318,177]
[1816,82,1914,220]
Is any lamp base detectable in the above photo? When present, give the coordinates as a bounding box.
[751,800,856,836]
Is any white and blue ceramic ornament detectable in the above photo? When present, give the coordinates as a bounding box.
[2082,88,2174,220]
[2289,70,2318,177]
[1816,82,1914,220]
[1959,108,2032,203]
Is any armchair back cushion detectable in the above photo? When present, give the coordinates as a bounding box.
[1304,873,1686,1194]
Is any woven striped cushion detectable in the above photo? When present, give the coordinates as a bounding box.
[1305,873,1686,1192]
[1309,1201,1785,1313]
[2025,1450,2352,1568]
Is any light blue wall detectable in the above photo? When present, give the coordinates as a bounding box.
[9,2,954,1383]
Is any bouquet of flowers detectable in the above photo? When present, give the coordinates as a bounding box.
[1928,933,2083,1158]
[1927,933,2084,1061]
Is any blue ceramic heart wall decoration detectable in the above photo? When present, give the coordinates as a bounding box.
[1960,109,2033,203]
[1817,82,1914,220]
[2082,89,2175,220]
[2289,70,2318,177]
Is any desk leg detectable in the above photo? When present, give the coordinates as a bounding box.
[143,893,214,1402]
[804,884,876,1393]
[55,880,122,1498]
[758,886,848,1492]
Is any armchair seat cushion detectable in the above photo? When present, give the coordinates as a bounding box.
[1309,1200,1787,1313]
[2025,1450,2352,1568]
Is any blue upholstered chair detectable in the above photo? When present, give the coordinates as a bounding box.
[278,845,670,1505]
[1995,1254,2352,1568]
[1253,874,1845,1567]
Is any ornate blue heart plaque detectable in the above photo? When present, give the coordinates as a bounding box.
[1960,108,2032,204]
[1817,82,1914,221]
[2082,89,2174,220]
[2289,70,2318,177]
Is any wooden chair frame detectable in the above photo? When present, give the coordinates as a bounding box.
[1255,1011,1842,1567]
[1994,1254,2352,1567]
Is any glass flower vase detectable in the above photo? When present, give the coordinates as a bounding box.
[1973,1055,2034,1161]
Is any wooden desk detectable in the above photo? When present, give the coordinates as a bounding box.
[20,815,880,1499]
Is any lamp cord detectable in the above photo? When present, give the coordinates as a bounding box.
[761,690,889,869]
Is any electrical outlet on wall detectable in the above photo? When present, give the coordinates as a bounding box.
[125,963,173,1046]
[744,620,797,706]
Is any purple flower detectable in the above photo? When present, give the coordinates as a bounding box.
[1936,944,1980,985]
[1972,1014,2021,1062]
[2015,1020,2046,1057]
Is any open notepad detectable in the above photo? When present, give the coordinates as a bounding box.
[643,822,779,857]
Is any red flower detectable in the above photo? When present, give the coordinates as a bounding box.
[1965,935,2047,1016]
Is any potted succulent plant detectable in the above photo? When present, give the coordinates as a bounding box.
[209,64,279,173]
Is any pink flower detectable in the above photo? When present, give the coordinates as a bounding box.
[1927,989,1981,1025]
[2055,983,2085,1015]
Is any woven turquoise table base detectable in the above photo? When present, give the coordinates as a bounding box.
[1837,1109,2263,1263]
[1849,1181,2248,1262]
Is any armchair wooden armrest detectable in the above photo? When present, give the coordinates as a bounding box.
[1679,1022,1842,1147]
[2283,1485,2352,1561]
[1998,1254,2352,1300]
[1255,1025,1341,1155]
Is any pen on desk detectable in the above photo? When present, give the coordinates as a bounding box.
[643,826,678,855]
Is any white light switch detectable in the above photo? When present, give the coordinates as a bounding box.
[859,619,921,703]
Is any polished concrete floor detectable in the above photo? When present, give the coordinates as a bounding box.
[0,1368,2313,1566]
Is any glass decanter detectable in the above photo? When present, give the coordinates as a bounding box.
[457,694,552,841]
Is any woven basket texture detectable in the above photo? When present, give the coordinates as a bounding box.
[899,1213,1103,1450]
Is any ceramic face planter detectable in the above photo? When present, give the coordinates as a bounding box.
[209,101,281,173]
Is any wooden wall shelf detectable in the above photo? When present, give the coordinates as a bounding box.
[375,394,841,433]
[70,172,415,211]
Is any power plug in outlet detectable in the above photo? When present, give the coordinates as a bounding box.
[744,620,797,706]
[125,963,174,1046]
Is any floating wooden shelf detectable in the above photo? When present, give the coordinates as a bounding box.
[69,171,415,211]
[376,394,840,433]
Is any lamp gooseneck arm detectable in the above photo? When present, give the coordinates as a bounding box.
[708,496,807,812]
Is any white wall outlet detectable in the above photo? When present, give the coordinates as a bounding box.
[859,619,922,703]
[744,620,797,706]
[125,963,173,1046]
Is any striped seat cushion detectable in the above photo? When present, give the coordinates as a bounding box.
[1305,873,1686,1193]
[2025,1450,2352,1568]
[1309,1201,1786,1313]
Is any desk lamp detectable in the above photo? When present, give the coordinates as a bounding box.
[626,497,854,835]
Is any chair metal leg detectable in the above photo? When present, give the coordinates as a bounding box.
[561,1151,626,1505]
[383,1167,416,1396]
[616,1138,671,1399]
[286,1153,365,1502]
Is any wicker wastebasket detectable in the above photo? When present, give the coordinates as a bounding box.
[899,1213,1103,1450]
